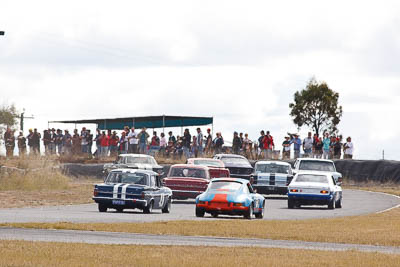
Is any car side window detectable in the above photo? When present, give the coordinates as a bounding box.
[247,183,254,194]
[149,175,156,187]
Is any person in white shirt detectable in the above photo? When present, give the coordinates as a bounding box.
[303,132,313,158]
[127,127,138,153]
[343,136,354,159]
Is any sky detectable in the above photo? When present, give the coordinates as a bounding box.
[1,0,400,159]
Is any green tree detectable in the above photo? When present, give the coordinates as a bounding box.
[0,104,19,127]
[289,78,343,136]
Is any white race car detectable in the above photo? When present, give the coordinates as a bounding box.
[293,158,342,183]
[287,171,342,209]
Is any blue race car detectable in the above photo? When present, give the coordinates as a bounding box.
[195,178,265,219]
[93,169,172,213]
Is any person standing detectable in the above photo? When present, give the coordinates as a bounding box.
[196,128,203,157]
[291,134,302,159]
[80,127,88,154]
[160,132,167,156]
[94,129,102,158]
[27,129,34,155]
[137,127,149,154]
[32,129,41,155]
[182,129,191,158]
[4,128,14,158]
[243,133,253,159]
[282,136,291,160]
[87,129,93,157]
[17,131,27,157]
[232,132,241,154]
[109,131,119,156]
[100,131,109,157]
[303,132,313,158]
[314,137,323,158]
[258,131,265,159]
[118,131,128,154]
[191,135,198,158]
[333,136,342,159]
[128,127,138,153]
[263,131,274,159]
[322,132,331,159]
[56,129,64,155]
[72,129,81,155]
[43,129,51,155]
[343,137,354,159]
[213,132,224,154]
[49,128,57,155]
[205,128,213,155]
[62,130,72,155]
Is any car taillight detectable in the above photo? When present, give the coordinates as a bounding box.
[233,203,243,207]
[93,189,98,197]
[320,190,329,194]
[290,189,298,192]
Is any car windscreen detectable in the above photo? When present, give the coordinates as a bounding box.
[299,161,335,172]
[295,174,328,184]
[106,172,148,185]
[125,157,155,165]
[256,164,290,174]
[220,157,248,165]
[169,167,207,178]
[208,181,242,191]
[194,160,223,167]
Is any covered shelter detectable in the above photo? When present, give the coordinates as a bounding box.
[49,115,213,133]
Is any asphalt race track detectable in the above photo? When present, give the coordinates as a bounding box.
[0,190,399,223]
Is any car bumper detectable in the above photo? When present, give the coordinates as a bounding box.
[93,197,147,209]
[288,193,333,205]
[253,185,287,195]
[196,202,249,215]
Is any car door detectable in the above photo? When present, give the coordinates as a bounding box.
[330,175,341,201]
[149,174,163,209]
[247,182,261,209]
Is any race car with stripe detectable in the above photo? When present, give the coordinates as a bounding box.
[103,154,164,177]
[252,161,293,195]
[93,169,172,213]
[287,171,343,209]
[195,178,265,219]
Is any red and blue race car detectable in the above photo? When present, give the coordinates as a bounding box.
[195,178,265,219]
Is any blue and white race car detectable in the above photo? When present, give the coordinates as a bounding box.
[195,178,265,219]
[93,169,172,214]
[252,161,293,195]
[287,171,342,209]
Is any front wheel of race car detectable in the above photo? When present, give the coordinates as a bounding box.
[98,204,108,212]
[255,202,265,219]
[195,207,205,217]
[244,203,254,220]
[162,198,171,213]
[143,200,153,214]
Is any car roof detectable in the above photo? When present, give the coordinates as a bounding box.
[256,160,291,166]
[170,164,209,170]
[296,158,334,163]
[109,168,158,175]
[187,158,222,162]
[210,177,248,184]
[118,154,154,158]
[214,154,247,159]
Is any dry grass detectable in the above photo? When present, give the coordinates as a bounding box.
[4,206,400,247]
[0,240,399,267]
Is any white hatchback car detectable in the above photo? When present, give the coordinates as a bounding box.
[287,171,342,209]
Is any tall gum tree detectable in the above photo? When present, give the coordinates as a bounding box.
[289,78,342,136]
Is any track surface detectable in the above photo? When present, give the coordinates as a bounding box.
[1,227,400,254]
[0,190,399,223]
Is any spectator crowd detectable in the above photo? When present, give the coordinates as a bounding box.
[2,126,354,160]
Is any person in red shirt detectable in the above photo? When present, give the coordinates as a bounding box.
[109,131,119,156]
[100,131,110,158]
[263,131,274,159]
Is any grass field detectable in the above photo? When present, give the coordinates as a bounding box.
[0,240,399,267]
[3,205,400,247]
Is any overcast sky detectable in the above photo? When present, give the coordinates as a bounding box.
[1,0,400,159]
